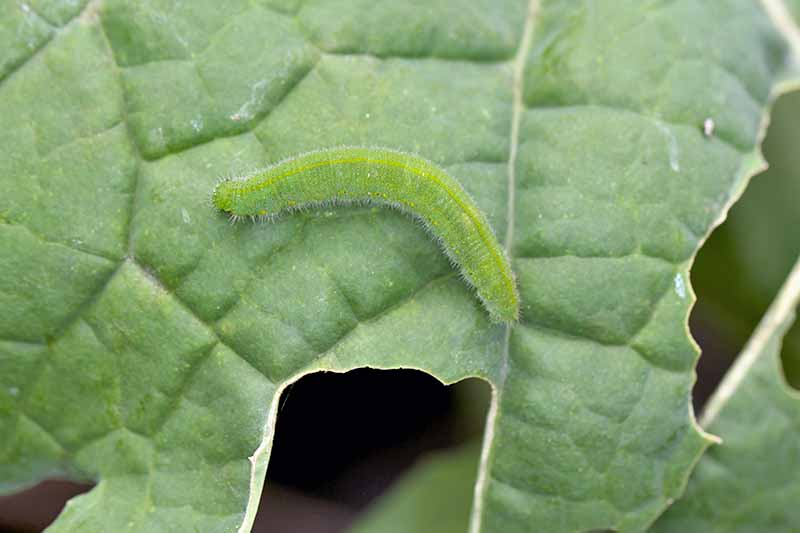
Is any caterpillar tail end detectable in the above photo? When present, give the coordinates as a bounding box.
[489,291,520,325]
[491,307,520,325]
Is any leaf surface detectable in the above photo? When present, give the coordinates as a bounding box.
[0,1,797,531]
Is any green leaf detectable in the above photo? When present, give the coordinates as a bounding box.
[0,1,797,532]
[653,257,800,531]
[349,442,481,533]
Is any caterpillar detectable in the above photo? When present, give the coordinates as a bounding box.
[212,147,519,323]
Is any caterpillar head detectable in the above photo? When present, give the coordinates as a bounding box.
[212,179,237,214]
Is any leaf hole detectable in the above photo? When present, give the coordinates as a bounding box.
[0,479,91,532]
[257,369,490,531]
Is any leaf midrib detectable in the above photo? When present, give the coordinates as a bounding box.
[468,1,540,532]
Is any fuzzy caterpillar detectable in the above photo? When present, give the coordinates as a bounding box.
[212,147,519,323]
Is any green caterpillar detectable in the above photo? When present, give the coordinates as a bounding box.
[212,147,519,323]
